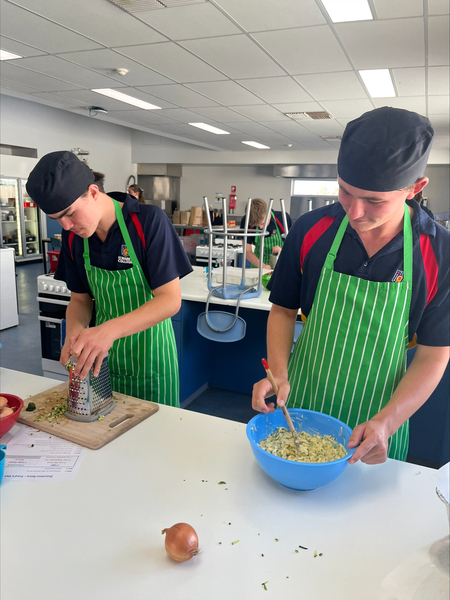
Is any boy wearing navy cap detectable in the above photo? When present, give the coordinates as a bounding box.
[252,107,449,465]
[26,151,192,406]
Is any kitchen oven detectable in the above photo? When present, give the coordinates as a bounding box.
[37,273,71,381]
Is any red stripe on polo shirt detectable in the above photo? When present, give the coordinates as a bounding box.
[68,231,75,261]
[420,234,438,306]
[130,212,146,250]
[300,215,336,272]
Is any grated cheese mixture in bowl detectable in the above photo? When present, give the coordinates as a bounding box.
[259,427,347,463]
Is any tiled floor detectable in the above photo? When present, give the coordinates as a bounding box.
[0,261,255,423]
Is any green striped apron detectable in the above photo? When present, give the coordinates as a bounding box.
[83,199,179,407]
[287,206,413,461]
[254,211,284,266]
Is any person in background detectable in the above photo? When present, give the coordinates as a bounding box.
[26,151,192,407]
[252,107,449,465]
[413,190,435,220]
[127,184,145,203]
[239,198,292,269]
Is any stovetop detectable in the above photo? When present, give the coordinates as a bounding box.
[37,273,71,297]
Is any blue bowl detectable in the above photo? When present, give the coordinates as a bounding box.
[246,409,355,491]
[0,445,6,485]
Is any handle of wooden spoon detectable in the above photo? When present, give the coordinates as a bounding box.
[261,359,302,448]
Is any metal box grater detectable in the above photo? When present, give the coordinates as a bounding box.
[65,355,115,422]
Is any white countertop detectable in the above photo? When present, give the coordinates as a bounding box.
[180,266,273,311]
[0,367,448,600]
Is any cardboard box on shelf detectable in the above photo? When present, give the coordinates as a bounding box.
[180,211,191,225]
[189,207,203,226]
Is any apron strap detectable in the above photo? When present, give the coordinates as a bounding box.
[324,205,413,283]
[273,213,285,234]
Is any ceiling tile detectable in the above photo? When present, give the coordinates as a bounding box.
[428,96,450,114]
[118,43,227,83]
[270,101,323,113]
[298,119,345,135]
[187,81,265,105]
[181,35,285,79]
[334,18,425,69]
[262,120,312,134]
[111,87,177,109]
[428,0,450,15]
[135,84,219,107]
[372,0,423,18]
[391,67,425,96]
[157,107,216,123]
[231,104,290,121]
[320,98,374,118]
[55,89,144,111]
[0,2,102,53]
[237,76,313,104]
[57,49,174,86]
[428,66,450,95]
[10,0,166,47]
[292,137,338,151]
[294,71,367,101]
[428,114,450,133]
[428,16,450,66]
[186,106,251,122]
[13,56,120,89]
[112,110,181,126]
[213,0,326,31]
[1,80,43,94]
[29,91,86,107]
[0,62,82,92]
[224,122,274,135]
[0,36,46,58]
[254,27,352,75]
[250,132,294,145]
[138,3,240,40]
[372,97,426,113]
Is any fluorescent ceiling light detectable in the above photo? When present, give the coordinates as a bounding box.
[322,0,373,23]
[188,123,230,135]
[359,69,396,98]
[92,88,161,110]
[242,141,270,149]
[0,49,22,61]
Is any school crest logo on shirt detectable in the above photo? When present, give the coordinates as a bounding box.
[118,244,132,264]
[392,270,404,282]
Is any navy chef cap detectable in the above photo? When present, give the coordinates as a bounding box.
[337,107,434,192]
[26,151,95,214]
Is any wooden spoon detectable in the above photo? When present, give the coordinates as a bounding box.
[261,359,302,449]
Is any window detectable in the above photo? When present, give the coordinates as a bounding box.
[292,179,339,196]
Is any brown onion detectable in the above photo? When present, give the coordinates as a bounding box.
[162,523,200,562]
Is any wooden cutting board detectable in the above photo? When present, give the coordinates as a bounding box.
[17,382,159,450]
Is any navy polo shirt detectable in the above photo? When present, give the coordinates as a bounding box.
[239,210,293,245]
[55,193,193,296]
[268,201,450,346]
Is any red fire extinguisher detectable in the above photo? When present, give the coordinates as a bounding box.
[229,186,237,212]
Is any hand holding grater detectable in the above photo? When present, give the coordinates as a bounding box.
[66,354,115,422]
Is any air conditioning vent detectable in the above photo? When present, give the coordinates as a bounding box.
[285,111,334,121]
[107,0,207,12]
[321,136,342,140]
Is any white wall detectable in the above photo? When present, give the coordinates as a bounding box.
[423,165,450,214]
[0,95,136,191]
[180,165,292,214]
